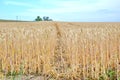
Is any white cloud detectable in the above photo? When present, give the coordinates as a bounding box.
[4,0,120,21]
[26,0,120,14]
[4,1,35,7]
[26,0,99,14]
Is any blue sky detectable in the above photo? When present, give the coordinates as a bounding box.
[0,0,120,22]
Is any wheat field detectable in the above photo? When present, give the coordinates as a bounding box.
[0,22,120,80]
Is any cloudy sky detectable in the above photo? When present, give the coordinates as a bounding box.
[0,0,120,22]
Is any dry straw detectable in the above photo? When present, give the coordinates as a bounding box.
[0,22,120,79]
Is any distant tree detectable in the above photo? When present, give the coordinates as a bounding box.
[35,16,42,21]
[43,16,53,21]
[43,16,49,21]
[48,19,53,21]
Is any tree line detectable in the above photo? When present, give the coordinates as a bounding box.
[35,16,53,21]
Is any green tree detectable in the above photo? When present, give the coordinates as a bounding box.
[43,16,53,21]
[35,16,42,21]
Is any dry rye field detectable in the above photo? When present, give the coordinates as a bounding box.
[0,22,120,80]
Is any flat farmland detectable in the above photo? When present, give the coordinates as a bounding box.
[0,22,120,80]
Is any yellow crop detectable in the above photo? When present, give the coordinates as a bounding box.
[0,22,120,79]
